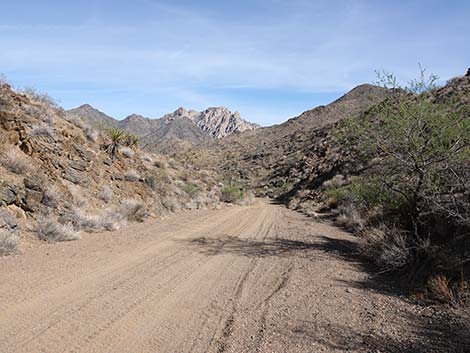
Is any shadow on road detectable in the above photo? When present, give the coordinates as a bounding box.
[187,235,322,257]
[184,232,470,353]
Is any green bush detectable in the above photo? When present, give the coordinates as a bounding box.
[336,69,470,237]
[221,186,244,203]
[326,176,406,211]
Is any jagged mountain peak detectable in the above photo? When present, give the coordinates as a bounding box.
[191,107,258,139]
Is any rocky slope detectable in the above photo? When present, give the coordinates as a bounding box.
[271,76,470,214]
[0,84,223,255]
[66,104,117,129]
[182,84,390,187]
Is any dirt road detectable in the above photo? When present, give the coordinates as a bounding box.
[0,200,466,352]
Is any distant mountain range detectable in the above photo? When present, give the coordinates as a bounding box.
[65,105,260,150]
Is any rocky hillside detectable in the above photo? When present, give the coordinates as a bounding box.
[182,84,390,187]
[66,105,258,151]
[271,76,470,215]
[66,104,117,129]
[0,84,224,255]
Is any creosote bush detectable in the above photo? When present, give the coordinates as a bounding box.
[332,68,470,293]
[336,69,470,238]
[221,186,245,204]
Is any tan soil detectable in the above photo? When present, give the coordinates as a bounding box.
[0,200,467,353]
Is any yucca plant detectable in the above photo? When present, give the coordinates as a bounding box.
[125,134,140,149]
[107,128,125,159]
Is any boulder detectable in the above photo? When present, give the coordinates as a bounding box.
[0,185,18,206]
[0,208,18,232]
[70,160,89,172]
[63,169,91,186]
[24,177,43,192]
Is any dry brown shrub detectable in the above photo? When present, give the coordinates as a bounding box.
[428,274,455,303]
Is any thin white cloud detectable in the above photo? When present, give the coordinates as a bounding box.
[1,0,469,124]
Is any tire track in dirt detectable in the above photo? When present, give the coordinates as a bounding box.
[0,199,438,353]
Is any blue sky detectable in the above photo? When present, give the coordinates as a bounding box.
[1,0,469,125]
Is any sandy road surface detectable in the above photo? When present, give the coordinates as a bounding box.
[0,200,467,353]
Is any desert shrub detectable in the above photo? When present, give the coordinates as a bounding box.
[85,128,99,142]
[71,208,123,232]
[37,218,80,242]
[428,274,455,303]
[118,199,147,222]
[183,182,201,197]
[221,186,245,203]
[144,175,158,190]
[0,229,18,255]
[326,177,403,209]
[98,186,113,203]
[22,103,54,125]
[41,186,62,208]
[72,199,147,231]
[65,116,87,129]
[360,225,410,270]
[124,134,140,148]
[31,125,55,138]
[335,203,367,233]
[22,87,59,108]
[152,169,172,185]
[1,148,33,174]
[321,174,347,190]
[69,187,88,208]
[121,147,135,159]
[336,69,470,237]
[124,169,141,182]
[162,197,179,212]
[335,68,470,294]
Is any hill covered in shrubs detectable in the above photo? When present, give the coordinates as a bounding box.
[0,83,229,255]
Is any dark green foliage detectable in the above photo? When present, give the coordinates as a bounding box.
[336,69,470,238]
